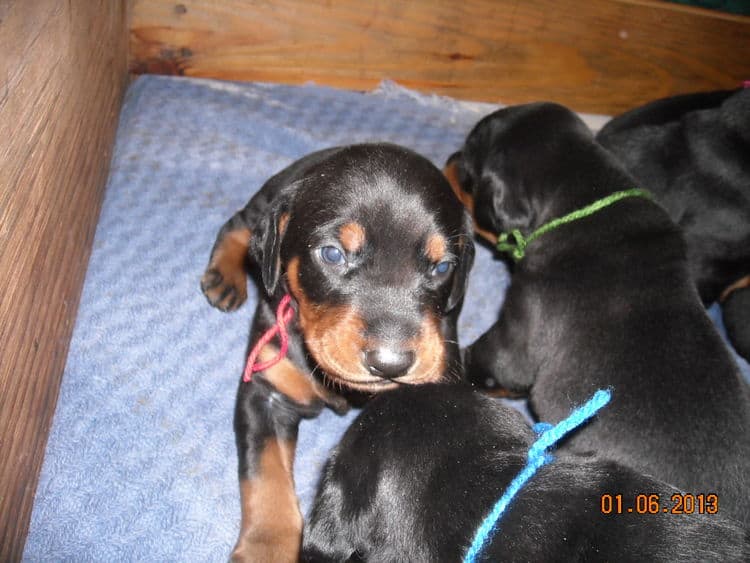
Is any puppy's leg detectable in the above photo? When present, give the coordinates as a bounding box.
[234,436,301,563]
[464,300,537,395]
[201,210,253,312]
[232,357,327,562]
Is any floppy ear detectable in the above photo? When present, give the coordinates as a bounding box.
[250,206,289,296]
[446,232,475,313]
[473,172,533,235]
[472,175,503,233]
[443,151,475,207]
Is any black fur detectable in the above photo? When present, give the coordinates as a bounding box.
[724,285,750,360]
[303,385,749,562]
[596,88,750,359]
[448,103,750,526]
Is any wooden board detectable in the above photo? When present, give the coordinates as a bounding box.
[0,1,129,559]
[129,0,750,114]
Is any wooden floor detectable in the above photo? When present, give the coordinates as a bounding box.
[0,1,129,559]
[130,0,750,114]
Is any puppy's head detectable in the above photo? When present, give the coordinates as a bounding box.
[445,103,604,245]
[252,144,474,392]
[304,385,533,561]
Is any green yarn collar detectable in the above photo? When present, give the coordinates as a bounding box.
[496,188,653,261]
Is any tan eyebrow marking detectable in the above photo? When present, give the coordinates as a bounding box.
[425,233,447,262]
[339,222,366,253]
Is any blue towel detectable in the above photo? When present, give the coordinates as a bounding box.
[24,76,749,561]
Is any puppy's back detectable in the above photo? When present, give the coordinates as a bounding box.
[596,88,750,302]
[303,385,748,562]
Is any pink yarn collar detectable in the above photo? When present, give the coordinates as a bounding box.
[242,293,295,382]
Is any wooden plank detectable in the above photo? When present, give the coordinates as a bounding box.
[0,1,129,559]
[129,0,750,114]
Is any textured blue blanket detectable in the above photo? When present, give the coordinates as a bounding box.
[25,76,748,561]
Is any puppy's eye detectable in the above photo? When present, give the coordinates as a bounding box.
[431,260,454,277]
[319,245,346,266]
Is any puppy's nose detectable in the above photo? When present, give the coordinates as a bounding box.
[364,348,415,379]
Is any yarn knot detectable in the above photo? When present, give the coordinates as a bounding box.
[496,229,528,261]
[463,388,612,563]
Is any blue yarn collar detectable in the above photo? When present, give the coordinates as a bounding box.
[463,389,612,563]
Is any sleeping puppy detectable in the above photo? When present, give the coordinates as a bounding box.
[201,143,474,561]
[596,88,750,360]
[303,385,748,562]
[444,103,750,526]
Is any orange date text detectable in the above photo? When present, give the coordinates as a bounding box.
[599,493,718,515]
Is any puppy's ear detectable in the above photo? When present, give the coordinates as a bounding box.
[446,232,475,313]
[473,172,532,235]
[250,207,290,296]
[444,152,473,207]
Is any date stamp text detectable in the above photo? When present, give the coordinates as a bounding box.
[600,493,718,515]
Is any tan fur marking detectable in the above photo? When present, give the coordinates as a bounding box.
[483,387,527,399]
[201,227,251,310]
[258,345,348,412]
[232,439,301,563]
[425,233,447,263]
[443,161,497,244]
[278,212,290,236]
[444,160,472,208]
[256,346,322,406]
[411,314,448,384]
[286,257,449,391]
[287,259,367,375]
[339,222,366,253]
[720,275,750,303]
[287,257,373,387]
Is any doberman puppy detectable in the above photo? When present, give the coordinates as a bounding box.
[444,103,750,526]
[201,143,474,561]
[303,385,749,562]
[596,88,750,360]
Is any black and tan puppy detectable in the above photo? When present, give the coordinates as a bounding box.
[596,88,750,360]
[444,103,750,526]
[201,143,474,561]
[303,385,748,562]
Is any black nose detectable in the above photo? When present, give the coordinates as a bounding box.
[364,348,416,379]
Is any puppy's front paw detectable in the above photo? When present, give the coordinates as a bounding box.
[463,343,532,396]
[200,265,247,312]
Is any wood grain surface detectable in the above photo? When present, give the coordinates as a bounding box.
[130,0,750,114]
[0,1,129,559]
